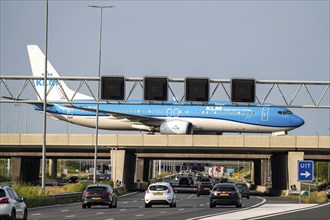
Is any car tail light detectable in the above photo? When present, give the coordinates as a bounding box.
[0,198,9,204]
[101,192,110,196]
[83,192,91,196]
[145,189,150,194]
[167,188,172,193]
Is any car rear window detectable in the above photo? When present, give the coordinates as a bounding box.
[0,189,6,197]
[237,184,247,189]
[87,187,108,192]
[214,186,236,191]
[149,185,168,191]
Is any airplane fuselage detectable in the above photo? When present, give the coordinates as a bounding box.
[35,101,304,135]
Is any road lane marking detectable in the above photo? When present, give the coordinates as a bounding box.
[179,208,185,211]
[199,203,318,220]
[105,218,114,220]
[65,215,76,218]
[160,211,167,214]
[136,214,144,217]
[248,203,330,220]
[187,196,266,220]
[120,209,127,211]
[61,209,69,212]
[188,194,194,199]
[31,213,41,216]
[96,212,104,215]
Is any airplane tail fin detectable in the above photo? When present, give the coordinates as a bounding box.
[27,45,91,101]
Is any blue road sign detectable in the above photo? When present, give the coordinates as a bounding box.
[297,160,314,182]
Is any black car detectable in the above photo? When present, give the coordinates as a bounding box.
[196,182,213,196]
[179,177,193,186]
[82,184,117,209]
[69,176,79,183]
[235,182,250,199]
[209,183,242,208]
[219,178,228,183]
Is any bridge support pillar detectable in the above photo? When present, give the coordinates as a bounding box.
[111,149,136,187]
[12,157,40,183]
[271,152,304,190]
[253,160,260,185]
[48,159,57,179]
[135,157,144,182]
[250,161,255,183]
[135,158,151,182]
[251,160,268,186]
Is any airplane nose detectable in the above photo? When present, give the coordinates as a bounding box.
[293,115,305,127]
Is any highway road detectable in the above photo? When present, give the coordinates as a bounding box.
[28,192,329,220]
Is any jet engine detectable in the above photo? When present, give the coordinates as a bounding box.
[160,120,193,134]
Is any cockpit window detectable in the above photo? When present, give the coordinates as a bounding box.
[278,110,293,115]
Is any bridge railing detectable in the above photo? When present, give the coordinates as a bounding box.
[1,76,329,108]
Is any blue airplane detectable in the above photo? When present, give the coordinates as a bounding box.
[27,45,304,135]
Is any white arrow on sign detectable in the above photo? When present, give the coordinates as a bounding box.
[300,171,311,178]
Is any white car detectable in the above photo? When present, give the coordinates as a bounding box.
[144,182,176,208]
[0,186,27,220]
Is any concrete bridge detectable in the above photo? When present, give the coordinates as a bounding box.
[1,134,329,191]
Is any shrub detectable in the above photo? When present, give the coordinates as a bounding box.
[302,191,328,204]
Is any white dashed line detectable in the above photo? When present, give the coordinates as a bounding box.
[61,209,69,212]
[31,213,41,216]
[136,214,144,217]
[160,211,167,214]
[96,212,104,215]
[120,209,127,211]
[65,215,75,218]
[179,208,185,211]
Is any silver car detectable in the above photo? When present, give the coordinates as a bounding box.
[0,186,27,220]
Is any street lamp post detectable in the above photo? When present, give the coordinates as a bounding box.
[89,5,114,184]
[41,0,49,190]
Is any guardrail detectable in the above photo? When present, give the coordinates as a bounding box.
[46,186,125,199]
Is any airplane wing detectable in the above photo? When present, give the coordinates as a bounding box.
[2,96,54,107]
[65,104,165,126]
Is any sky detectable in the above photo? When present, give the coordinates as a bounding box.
[0,0,329,136]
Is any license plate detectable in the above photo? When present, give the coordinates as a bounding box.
[220,193,229,196]
[92,197,101,200]
[154,192,164,196]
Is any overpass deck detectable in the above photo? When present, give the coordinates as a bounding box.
[1,134,329,153]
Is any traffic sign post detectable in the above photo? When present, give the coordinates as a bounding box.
[297,160,314,182]
[297,160,314,203]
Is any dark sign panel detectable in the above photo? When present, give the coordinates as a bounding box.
[143,77,168,101]
[185,77,209,102]
[100,76,125,100]
[231,78,256,102]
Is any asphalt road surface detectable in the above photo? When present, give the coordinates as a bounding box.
[28,192,330,220]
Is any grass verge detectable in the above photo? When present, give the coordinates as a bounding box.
[11,181,126,208]
[283,191,328,204]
